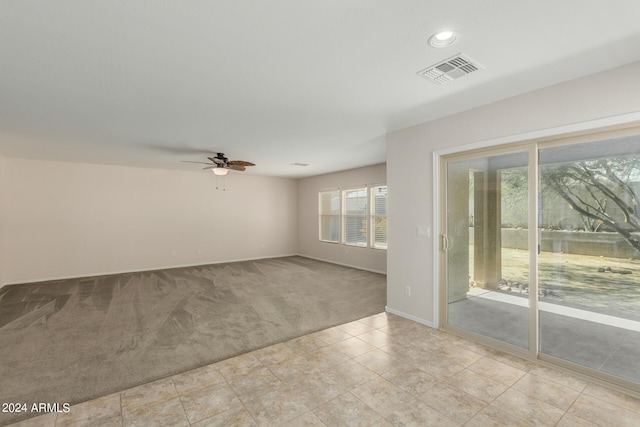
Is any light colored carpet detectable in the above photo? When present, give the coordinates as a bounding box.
[0,256,386,425]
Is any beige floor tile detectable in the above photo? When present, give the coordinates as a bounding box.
[337,320,376,336]
[121,396,188,427]
[305,345,351,370]
[465,404,531,427]
[456,339,494,356]
[315,326,354,345]
[120,378,177,413]
[354,348,398,375]
[191,406,256,427]
[55,393,122,427]
[568,394,640,427]
[556,413,599,427]
[287,371,346,410]
[351,376,416,418]
[386,400,460,427]
[369,418,394,427]
[418,382,487,424]
[483,348,536,372]
[312,392,381,427]
[512,373,581,411]
[355,330,391,348]
[268,353,323,384]
[381,365,440,396]
[6,413,56,427]
[446,369,510,403]
[178,382,242,424]
[528,365,588,392]
[411,354,466,380]
[330,336,377,358]
[216,353,263,379]
[227,366,284,402]
[415,338,455,353]
[357,313,390,329]
[279,411,326,426]
[378,341,431,363]
[242,388,309,426]
[171,364,225,395]
[322,359,380,389]
[581,382,640,414]
[468,357,527,386]
[492,388,565,426]
[285,333,328,354]
[440,344,485,367]
[251,342,297,365]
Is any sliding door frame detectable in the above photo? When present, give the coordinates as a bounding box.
[433,113,640,395]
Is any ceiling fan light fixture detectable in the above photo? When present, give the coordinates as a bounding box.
[212,168,228,176]
[428,30,458,48]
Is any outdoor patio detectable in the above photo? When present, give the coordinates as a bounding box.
[451,248,640,383]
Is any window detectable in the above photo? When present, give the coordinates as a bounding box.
[343,188,368,247]
[318,184,387,249]
[319,190,340,243]
[371,185,388,249]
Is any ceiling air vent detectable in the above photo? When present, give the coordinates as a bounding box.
[417,53,484,86]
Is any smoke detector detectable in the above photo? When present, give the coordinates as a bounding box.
[417,53,484,86]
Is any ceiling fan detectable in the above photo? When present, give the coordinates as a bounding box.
[182,153,255,175]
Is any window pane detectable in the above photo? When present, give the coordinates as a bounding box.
[344,188,367,246]
[319,190,340,214]
[371,185,388,249]
[345,216,367,246]
[539,134,640,383]
[320,216,340,242]
[319,190,340,242]
[344,188,367,215]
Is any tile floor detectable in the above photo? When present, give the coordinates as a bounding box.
[8,312,640,427]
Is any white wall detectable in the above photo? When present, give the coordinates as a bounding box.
[297,163,387,274]
[387,61,640,326]
[2,158,298,284]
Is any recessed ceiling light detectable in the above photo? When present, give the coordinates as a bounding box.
[428,30,458,48]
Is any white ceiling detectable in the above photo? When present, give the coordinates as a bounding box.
[1,1,640,178]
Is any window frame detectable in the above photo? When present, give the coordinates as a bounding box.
[317,184,387,250]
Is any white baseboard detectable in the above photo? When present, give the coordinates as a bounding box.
[1,254,298,286]
[385,306,435,328]
[297,254,387,275]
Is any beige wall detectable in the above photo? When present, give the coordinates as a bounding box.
[297,164,387,274]
[2,158,298,284]
[0,157,5,285]
[387,61,640,326]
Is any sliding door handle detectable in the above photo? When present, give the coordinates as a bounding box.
[441,235,450,252]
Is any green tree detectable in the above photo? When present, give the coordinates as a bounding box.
[541,157,640,251]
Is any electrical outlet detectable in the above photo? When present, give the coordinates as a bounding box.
[405,286,411,296]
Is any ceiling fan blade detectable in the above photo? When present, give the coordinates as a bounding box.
[208,157,226,165]
[228,165,246,171]
[228,160,255,167]
[202,166,215,170]
[182,160,214,165]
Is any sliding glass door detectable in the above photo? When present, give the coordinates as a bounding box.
[538,134,640,384]
[444,149,531,350]
[441,127,640,389]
